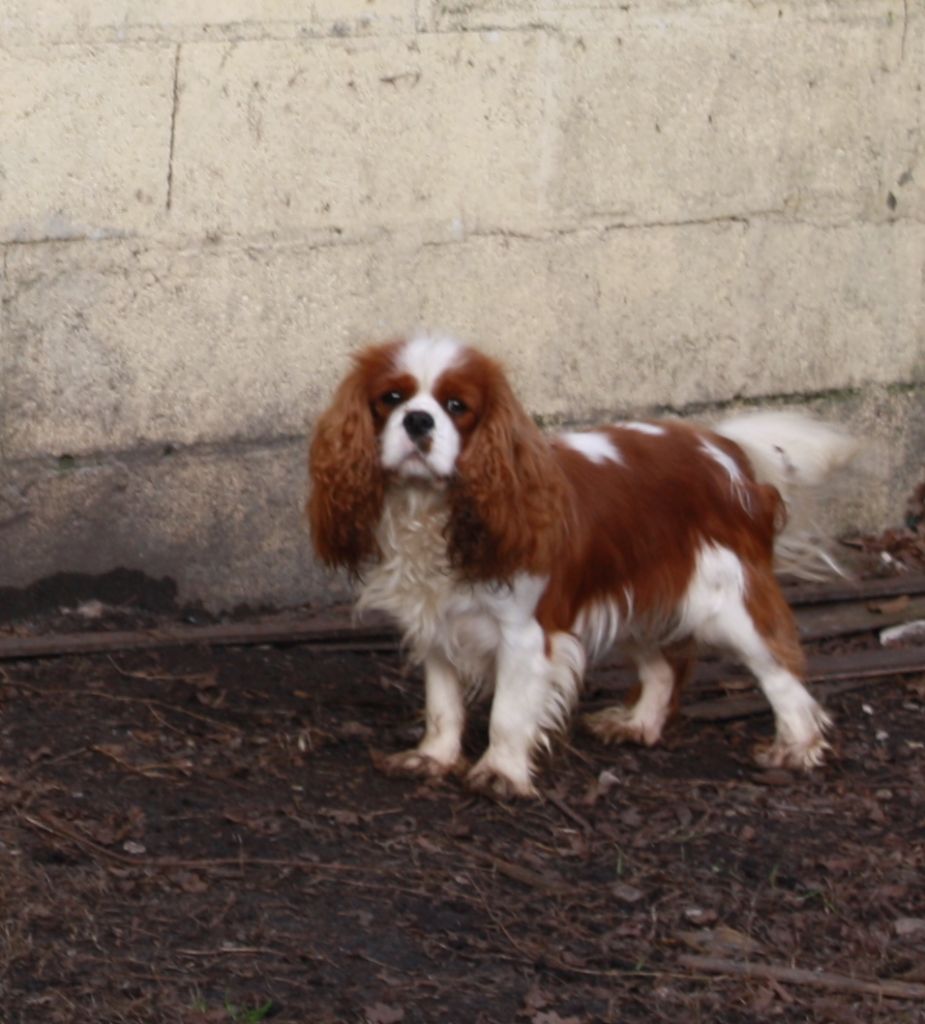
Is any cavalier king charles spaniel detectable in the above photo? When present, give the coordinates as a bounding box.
[308,334,856,797]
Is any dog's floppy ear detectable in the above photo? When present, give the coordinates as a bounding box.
[447,357,570,580]
[307,352,385,571]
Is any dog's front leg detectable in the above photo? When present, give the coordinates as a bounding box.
[380,652,468,779]
[467,620,550,798]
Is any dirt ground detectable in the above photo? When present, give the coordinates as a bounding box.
[1,584,924,1023]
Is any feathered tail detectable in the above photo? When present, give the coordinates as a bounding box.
[715,411,859,580]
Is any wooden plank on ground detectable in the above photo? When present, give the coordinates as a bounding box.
[2,574,924,663]
[0,615,396,661]
[795,595,925,642]
[682,646,925,721]
[781,573,925,607]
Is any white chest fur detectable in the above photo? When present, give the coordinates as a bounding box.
[357,487,517,683]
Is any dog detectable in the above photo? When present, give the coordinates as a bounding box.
[308,334,856,797]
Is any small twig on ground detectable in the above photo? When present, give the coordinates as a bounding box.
[176,945,288,958]
[24,746,89,777]
[468,873,544,964]
[469,876,678,983]
[106,656,215,687]
[22,811,146,866]
[679,954,925,1001]
[543,789,593,834]
[456,843,570,895]
[90,744,190,779]
[562,741,601,770]
[18,811,441,900]
[8,680,241,734]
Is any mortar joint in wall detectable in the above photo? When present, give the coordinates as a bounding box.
[6,433,310,477]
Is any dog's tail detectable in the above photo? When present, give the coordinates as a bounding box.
[715,411,859,580]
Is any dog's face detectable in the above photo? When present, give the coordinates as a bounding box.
[371,335,486,482]
[309,334,566,577]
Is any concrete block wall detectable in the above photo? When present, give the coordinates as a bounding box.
[1,1,923,610]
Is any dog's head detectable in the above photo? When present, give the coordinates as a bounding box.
[307,334,568,577]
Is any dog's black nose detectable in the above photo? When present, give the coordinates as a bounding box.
[403,410,435,440]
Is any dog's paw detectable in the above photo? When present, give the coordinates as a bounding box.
[373,748,466,780]
[755,704,832,770]
[753,733,830,770]
[465,756,537,800]
[582,706,663,747]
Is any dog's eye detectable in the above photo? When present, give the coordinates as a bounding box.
[445,398,468,416]
[380,390,404,408]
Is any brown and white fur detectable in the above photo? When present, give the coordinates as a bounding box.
[308,334,857,797]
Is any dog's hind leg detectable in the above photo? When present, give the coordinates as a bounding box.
[695,562,831,769]
[583,646,693,748]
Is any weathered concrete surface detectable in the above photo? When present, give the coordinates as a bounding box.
[169,16,922,238]
[0,440,344,610]
[172,33,553,240]
[0,46,175,242]
[0,1,415,44]
[422,0,904,33]
[1,0,922,610]
[4,223,921,460]
[2,384,921,609]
